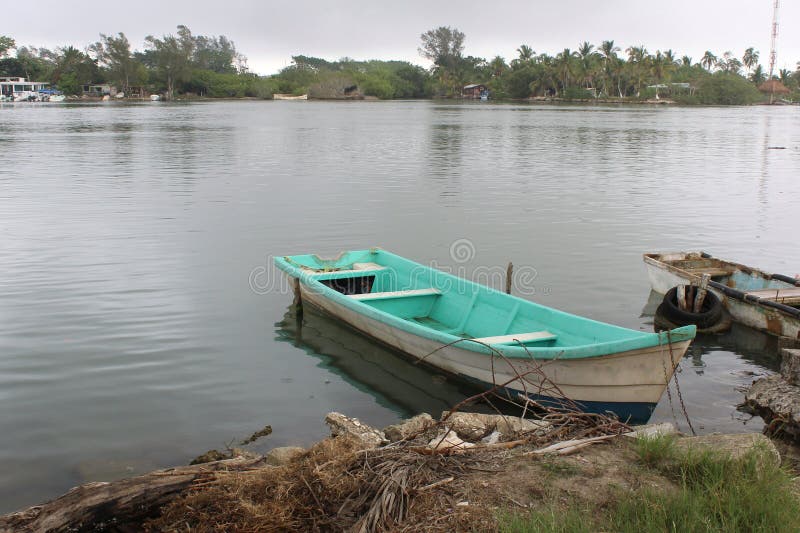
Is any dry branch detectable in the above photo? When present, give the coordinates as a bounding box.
[0,456,267,533]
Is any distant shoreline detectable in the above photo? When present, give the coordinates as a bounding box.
[19,95,798,107]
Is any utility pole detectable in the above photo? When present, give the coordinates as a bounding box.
[768,0,779,103]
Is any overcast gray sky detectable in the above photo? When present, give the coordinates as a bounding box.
[6,0,799,75]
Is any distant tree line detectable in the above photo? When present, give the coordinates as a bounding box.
[1,26,799,104]
[0,27,269,99]
[418,27,800,105]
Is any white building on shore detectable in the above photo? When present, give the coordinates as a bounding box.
[0,77,50,101]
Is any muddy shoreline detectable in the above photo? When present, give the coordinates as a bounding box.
[2,407,796,532]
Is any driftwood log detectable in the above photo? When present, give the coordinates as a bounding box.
[0,456,267,533]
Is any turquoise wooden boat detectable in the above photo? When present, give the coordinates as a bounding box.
[275,249,696,422]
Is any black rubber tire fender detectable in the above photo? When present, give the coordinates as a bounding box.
[660,286,723,329]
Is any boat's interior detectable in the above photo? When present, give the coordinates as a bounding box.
[281,250,651,348]
[646,252,800,307]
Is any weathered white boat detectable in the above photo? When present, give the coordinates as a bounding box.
[644,252,800,339]
[276,249,695,422]
[273,93,308,100]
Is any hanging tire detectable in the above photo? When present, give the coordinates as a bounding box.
[659,286,723,329]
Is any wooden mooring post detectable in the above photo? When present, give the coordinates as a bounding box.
[506,262,513,294]
[693,273,711,313]
[676,284,688,311]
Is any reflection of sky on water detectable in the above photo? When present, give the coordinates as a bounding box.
[1,100,798,512]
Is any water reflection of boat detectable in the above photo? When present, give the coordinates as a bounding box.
[274,306,475,418]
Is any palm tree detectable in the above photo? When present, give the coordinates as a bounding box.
[554,49,576,93]
[750,64,766,85]
[626,45,649,96]
[728,58,743,75]
[488,55,507,78]
[681,55,692,67]
[516,44,534,63]
[742,47,759,74]
[701,51,717,71]
[779,68,791,85]
[598,40,620,97]
[576,41,598,89]
[650,51,668,97]
[611,57,627,97]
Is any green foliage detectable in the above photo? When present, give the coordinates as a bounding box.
[695,72,763,105]
[418,26,465,65]
[501,437,800,533]
[56,71,80,95]
[91,33,140,91]
[502,65,539,98]
[0,57,25,77]
[193,35,242,74]
[52,46,99,89]
[0,30,792,104]
[269,58,429,99]
[615,437,800,532]
[419,26,468,97]
[184,69,272,98]
[562,86,594,100]
[360,73,394,99]
[634,434,676,467]
[499,507,590,533]
[0,35,15,57]
[144,25,195,99]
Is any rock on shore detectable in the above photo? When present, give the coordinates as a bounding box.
[743,348,800,441]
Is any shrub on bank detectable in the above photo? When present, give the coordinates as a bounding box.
[181,69,274,98]
[562,86,595,100]
[692,72,764,105]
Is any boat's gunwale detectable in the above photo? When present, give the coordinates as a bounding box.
[644,251,800,319]
[276,250,695,360]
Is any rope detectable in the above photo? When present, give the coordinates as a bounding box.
[666,330,696,436]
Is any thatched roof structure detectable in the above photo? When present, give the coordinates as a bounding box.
[758,79,790,94]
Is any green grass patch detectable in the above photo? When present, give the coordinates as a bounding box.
[540,458,582,477]
[499,436,800,533]
[498,506,590,533]
[634,433,677,468]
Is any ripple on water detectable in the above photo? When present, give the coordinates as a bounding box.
[0,101,798,512]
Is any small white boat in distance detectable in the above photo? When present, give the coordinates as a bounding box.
[644,251,800,338]
[150,94,161,101]
[273,93,308,100]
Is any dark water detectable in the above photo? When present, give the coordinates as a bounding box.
[0,100,798,512]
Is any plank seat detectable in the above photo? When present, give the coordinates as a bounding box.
[349,288,441,301]
[470,331,556,346]
[683,267,735,278]
[744,287,800,306]
[303,262,386,276]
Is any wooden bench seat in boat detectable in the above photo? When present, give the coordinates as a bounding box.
[683,267,736,278]
[349,288,441,301]
[470,331,557,346]
[303,262,386,276]
[744,287,800,306]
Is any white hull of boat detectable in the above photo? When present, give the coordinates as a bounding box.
[273,94,308,100]
[645,255,800,339]
[296,278,689,406]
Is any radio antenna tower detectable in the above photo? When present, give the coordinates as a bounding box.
[768,0,779,103]
[768,0,779,79]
